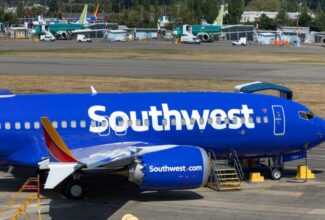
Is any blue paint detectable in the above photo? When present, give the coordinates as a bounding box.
[0,91,323,167]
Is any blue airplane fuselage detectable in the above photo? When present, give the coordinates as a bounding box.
[0,92,324,166]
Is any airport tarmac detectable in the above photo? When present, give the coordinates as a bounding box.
[1,56,325,83]
[0,143,324,220]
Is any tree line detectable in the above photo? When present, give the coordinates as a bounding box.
[1,0,325,31]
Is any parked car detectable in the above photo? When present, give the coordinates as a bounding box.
[232,37,247,46]
[77,34,92,43]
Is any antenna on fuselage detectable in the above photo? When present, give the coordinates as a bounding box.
[90,86,98,95]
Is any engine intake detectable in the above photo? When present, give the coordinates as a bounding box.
[129,146,210,190]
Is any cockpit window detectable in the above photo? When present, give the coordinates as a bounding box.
[306,111,315,120]
[299,111,315,120]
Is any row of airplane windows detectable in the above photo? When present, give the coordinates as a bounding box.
[0,116,269,130]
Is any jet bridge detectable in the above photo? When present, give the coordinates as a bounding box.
[234,81,293,100]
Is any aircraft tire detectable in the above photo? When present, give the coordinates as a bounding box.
[271,169,282,180]
[62,179,86,200]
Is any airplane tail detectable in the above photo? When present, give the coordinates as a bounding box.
[77,4,88,25]
[213,4,224,26]
[94,3,100,19]
[41,117,81,189]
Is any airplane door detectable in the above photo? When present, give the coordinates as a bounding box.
[272,105,285,136]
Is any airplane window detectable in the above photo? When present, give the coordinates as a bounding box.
[224,117,229,125]
[90,120,96,127]
[136,119,141,126]
[80,120,86,128]
[5,122,11,130]
[216,118,222,124]
[34,122,40,129]
[144,119,149,126]
[162,119,167,126]
[181,119,186,125]
[232,117,237,124]
[256,117,261,124]
[52,121,58,128]
[241,117,245,124]
[15,122,21,130]
[208,118,213,124]
[61,121,67,129]
[199,118,204,125]
[171,119,176,126]
[127,120,133,126]
[263,116,268,123]
[71,121,77,128]
[24,122,31,130]
[190,118,195,125]
[101,120,107,127]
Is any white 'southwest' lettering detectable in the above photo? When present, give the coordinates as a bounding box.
[148,165,203,173]
[88,104,255,134]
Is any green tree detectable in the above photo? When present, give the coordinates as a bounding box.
[276,7,290,26]
[298,6,312,27]
[3,12,17,24]
[0,7,4,21]
[258,13,276,30]
[246,0,281,11]
[48,0,59,16]
[228,0,244,24]
[17,0,25,18]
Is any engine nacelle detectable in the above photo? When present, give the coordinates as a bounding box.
[129,146,210,190]
[197,32,213,42]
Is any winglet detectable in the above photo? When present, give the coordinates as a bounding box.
[41,117,78,163]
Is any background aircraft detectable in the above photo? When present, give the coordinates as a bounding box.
[32,5,88,39]
[76,4,100,24]
[174,4,224,42]
[0,82,323,199]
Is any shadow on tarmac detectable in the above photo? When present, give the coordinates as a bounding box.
[44,174,203,220]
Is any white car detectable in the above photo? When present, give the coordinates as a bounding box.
[40,35,55,41]
[77,34,92,43]
[232,37,247,46]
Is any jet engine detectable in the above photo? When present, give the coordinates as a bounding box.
[128,146,210,190]
[57,31,71,40]
[197,33,213,42]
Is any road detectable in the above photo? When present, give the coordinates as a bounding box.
[1,56,325,83]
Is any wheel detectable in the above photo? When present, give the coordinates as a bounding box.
[271,169,282,180]
[62,179,86,200]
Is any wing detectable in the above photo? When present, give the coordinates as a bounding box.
[40,117,178,189]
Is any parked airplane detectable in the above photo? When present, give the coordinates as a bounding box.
[76,3,100,24]
[32,5,88,39]
[174,4,224,42]
[0,82,324,199]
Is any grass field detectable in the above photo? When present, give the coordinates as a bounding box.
[0,74,323,118]
[1,48,325,65]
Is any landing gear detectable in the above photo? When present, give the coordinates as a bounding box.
[270,169,282,180]
[269,157,283,180]
[61,179,86,200]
